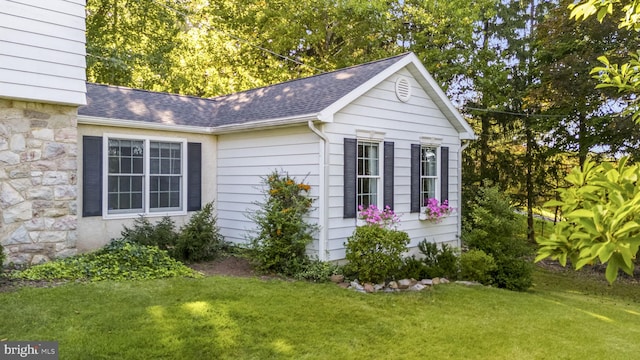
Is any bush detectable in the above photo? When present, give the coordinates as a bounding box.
[15,241,199,282]
[418,241,460,279]
[345,225,410,283]
[174,202,228,262]
[462,185,534,291]
[397,256,429,280]
[294,259,341,283]
[248,171,317,276]
[120,215,177,252]
[459,250,496,284]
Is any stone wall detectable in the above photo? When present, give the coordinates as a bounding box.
[0,99,78,265]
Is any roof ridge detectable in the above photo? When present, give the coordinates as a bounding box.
[86,52,412,102]
[210,52,412,101]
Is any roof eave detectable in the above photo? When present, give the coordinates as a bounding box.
[78,115,215,134]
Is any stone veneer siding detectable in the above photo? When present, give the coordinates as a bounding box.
[0,99,78,265]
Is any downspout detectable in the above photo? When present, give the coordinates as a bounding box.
[308,120,330,261]
[458,140,471,249]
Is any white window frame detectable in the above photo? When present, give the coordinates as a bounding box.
[420,136,442,212]
[102,133,188,219]
[355,130,385,211]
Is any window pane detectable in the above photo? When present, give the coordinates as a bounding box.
[150,192,158,209]
[133,158,143,174]
[172,159,181,174]
[119,177,130,192]
[121,157,131,173]
[170,192,180,207]
[150,142,159,157]
[132,177,143,192]
[150,177,159,192]
[108,194,118,210]
[160,176,169,191]
[108,157,119,173]
[131,193,143,209]
[150,158,159,174]
[108,176,118,192]
[170,176,180,191]
[119,193,130,209]
[159,193,169,207]
[161,159,170,174]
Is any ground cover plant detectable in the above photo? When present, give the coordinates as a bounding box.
[13,241,199,282]
[0,267,639,359]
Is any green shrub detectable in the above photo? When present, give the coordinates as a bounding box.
[397,256,429,280]
[459,249,497,284]
[294,259,341,283]
[174,202,228,262]
[462,185,534,291]
[120,215,177,252]
[418,241,460,279]
[15,241,199,282]
[248,171,317,276]
[345,225,410,283]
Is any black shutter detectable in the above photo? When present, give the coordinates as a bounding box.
[82,136,102,217]
[187,142,202,211]
[383,141,394,210]
[440,146,449,203]
[343,138,357,218]
[410,144,421,213]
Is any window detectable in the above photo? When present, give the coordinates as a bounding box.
[357,141,380,208]
[420,146,438,206]
[411,142,448,213]
[104,135,186,216]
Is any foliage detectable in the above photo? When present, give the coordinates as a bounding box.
[533,0,640,163]
[536,157,640,283]
[357,204,400,229]
[418,241,459,279]
[0,243,5,270]
[397,256,429,280]
[14,241,199,282]
[569,0,640,123]
[423,198,453,223]
[294,259,341,283]
[174,202,229,263]
[459,250,497,285]
[118,203,227,262]
[248,171,317,276]
[462,185,534,291]
[120,215,177,253]
[344,225,410,283]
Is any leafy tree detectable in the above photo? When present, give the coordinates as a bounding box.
[533,0,640,163]
[568,0,640,122]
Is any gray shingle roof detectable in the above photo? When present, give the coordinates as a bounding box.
[79,53,410,128]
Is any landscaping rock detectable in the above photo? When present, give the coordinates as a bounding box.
[363,283,375,293]
[330,274,345,283]
[410,283,426,291]
[397,279,412,289]
[421,279,433,285]
[388,281,398,289]
[432,277,441,285]
[441,278,450,284]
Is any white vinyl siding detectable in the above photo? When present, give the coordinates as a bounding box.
[216,126,320,252]
[0,0,86,105]
[324,68,461,260]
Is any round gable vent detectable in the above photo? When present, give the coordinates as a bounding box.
[395,76,411,102]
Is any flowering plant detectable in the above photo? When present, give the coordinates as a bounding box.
[358,204,401,229]
[423,198,452,223]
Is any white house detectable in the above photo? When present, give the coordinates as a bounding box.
[0,0,86,264]
[0,0,474,264]
[75,53,475,261]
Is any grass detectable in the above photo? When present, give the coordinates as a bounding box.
[1,268,639,359]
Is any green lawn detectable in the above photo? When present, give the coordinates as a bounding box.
[1,269,639,359]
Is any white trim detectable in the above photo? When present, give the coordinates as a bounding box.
[102,133,188,219]
[308,120,329,261]
[420,136,443,146]
[80,115,214,134]
[208,114,321,133]
[356,140,384,211]
[418,145,441,215]
[356,129,386,142]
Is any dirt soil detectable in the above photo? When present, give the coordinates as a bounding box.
[188,256,256,277]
